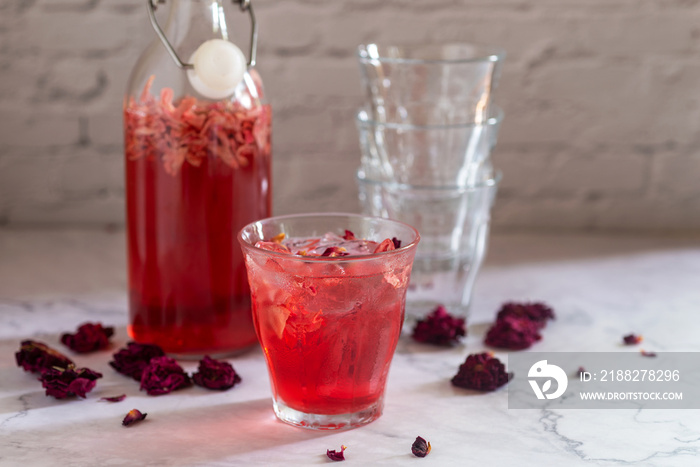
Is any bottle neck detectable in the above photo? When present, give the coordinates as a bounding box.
[164,0,231,53]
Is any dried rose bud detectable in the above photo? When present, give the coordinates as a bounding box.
[451,352,513,391]
[16,340,74,374]
[326,445,346,461]
[122,409,147,426]
[485,315,542,350]
[411,305,466,346]
[496,302,555,329]
[192,356,242,390]
[321,246,349,257]
[40,366,103,399]
[110,342,166,381]
[99,394,126,402]
[640,350,657,358]
[411,436,431,458]
[623,334,643,345]
[140,356,191,396]
[373,238,396,253]
[61,322,115,353]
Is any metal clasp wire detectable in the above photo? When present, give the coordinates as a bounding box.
[147,0,258,70]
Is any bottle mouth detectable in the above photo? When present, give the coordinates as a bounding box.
[187,39,246,99]
[147,0,259,73]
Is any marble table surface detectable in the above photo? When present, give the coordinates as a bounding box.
[1,228,699,466]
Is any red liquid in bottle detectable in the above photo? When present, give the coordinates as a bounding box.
[124,77,271,356]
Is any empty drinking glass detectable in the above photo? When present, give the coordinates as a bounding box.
[357,43,505,127]
[356,106,503,187]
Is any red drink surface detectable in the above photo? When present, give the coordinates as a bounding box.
[124,77,271,355]
[245,236,412,415]
[282,232,379,256]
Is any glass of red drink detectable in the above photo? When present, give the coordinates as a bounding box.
[239,213,419,430]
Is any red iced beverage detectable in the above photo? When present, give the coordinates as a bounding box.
[124,76,271,356]
[239,214,419,430]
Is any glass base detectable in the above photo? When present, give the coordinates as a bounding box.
[272,397,384,430]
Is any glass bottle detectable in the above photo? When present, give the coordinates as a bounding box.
[123,0,271,357]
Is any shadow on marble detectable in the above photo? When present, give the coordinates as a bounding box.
[0,387,97,416]
[0,367,150,416]
[2,396,337,465]
[395,335,466,356]
[149,397,334,448]
[466,322,491,339]
[395,322,495,357]
[410,377,497,399]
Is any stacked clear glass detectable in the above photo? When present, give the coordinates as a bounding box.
[356,43,505,321]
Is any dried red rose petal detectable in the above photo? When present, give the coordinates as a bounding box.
[99,394,126,402]
[391,237,401,249]
[140,356,191,395]
[411,305,466,346]
[342,230,356,240]
[110,342,166,381]
[40,366,103,399]
[373,238,396,253]
[640,350,657,358]
[496,302,555,329]
[192,356,242,390]
[15,340,74,374]
[485,315,542,350]
[623,334,643,345]
[122,409,147,426]
[124,76,271,176]
[451,352,513,391]
[411,436,431,458]
[321,246,350,257]
[61,322,115,353]
[326,445,346,461]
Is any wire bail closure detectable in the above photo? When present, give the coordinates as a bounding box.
[147,0,258,69]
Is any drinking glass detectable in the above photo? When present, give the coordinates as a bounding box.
[355,42,505,322]
[356,105,503,187]
[238,213,419,430]
[357,43,505,126]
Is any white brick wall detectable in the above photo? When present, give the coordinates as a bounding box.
[1,0,699,231]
